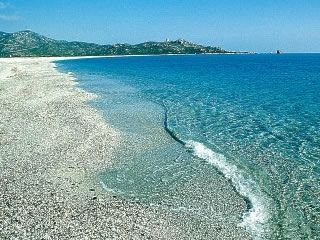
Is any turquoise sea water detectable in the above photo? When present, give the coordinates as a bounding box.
[57,54,320,239]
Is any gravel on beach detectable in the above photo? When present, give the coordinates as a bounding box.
[0,58,184,239]
[0,57,250,240]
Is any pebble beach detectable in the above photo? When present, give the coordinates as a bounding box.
[0,57,251,239]
[0,58,187,239]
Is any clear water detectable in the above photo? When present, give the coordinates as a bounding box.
[57,54,320,239]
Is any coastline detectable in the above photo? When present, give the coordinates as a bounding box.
[0,56,252,239]
[56,57,252,239]
[0,51,251,62]
[0,57,186,239]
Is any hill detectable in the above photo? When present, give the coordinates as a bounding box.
[0,30,234,57]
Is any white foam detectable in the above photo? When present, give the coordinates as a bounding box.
[185,140,270,239]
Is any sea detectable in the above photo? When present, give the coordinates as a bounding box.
[57,54,320,239]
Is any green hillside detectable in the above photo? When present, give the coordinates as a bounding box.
[0,30,235,57]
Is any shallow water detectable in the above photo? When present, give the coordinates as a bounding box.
[57,54,320,239]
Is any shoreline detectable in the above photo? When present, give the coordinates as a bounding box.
[0,57,186,239]
[0,52,252,62]
[56,58,252,239]
[0,56,254,239]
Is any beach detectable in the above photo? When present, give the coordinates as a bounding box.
[0,57,252,239]
[0,57,184,239]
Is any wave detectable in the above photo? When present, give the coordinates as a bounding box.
[185,140,270,239]
[161,104,270,238]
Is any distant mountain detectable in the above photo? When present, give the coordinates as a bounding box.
[0,30,236,57]
[0,31,111,57]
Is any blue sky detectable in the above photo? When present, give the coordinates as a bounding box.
[0,0,319,52]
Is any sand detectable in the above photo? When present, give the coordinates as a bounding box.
[0,57,251,239]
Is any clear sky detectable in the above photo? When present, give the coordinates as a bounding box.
[0,0,319,52]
